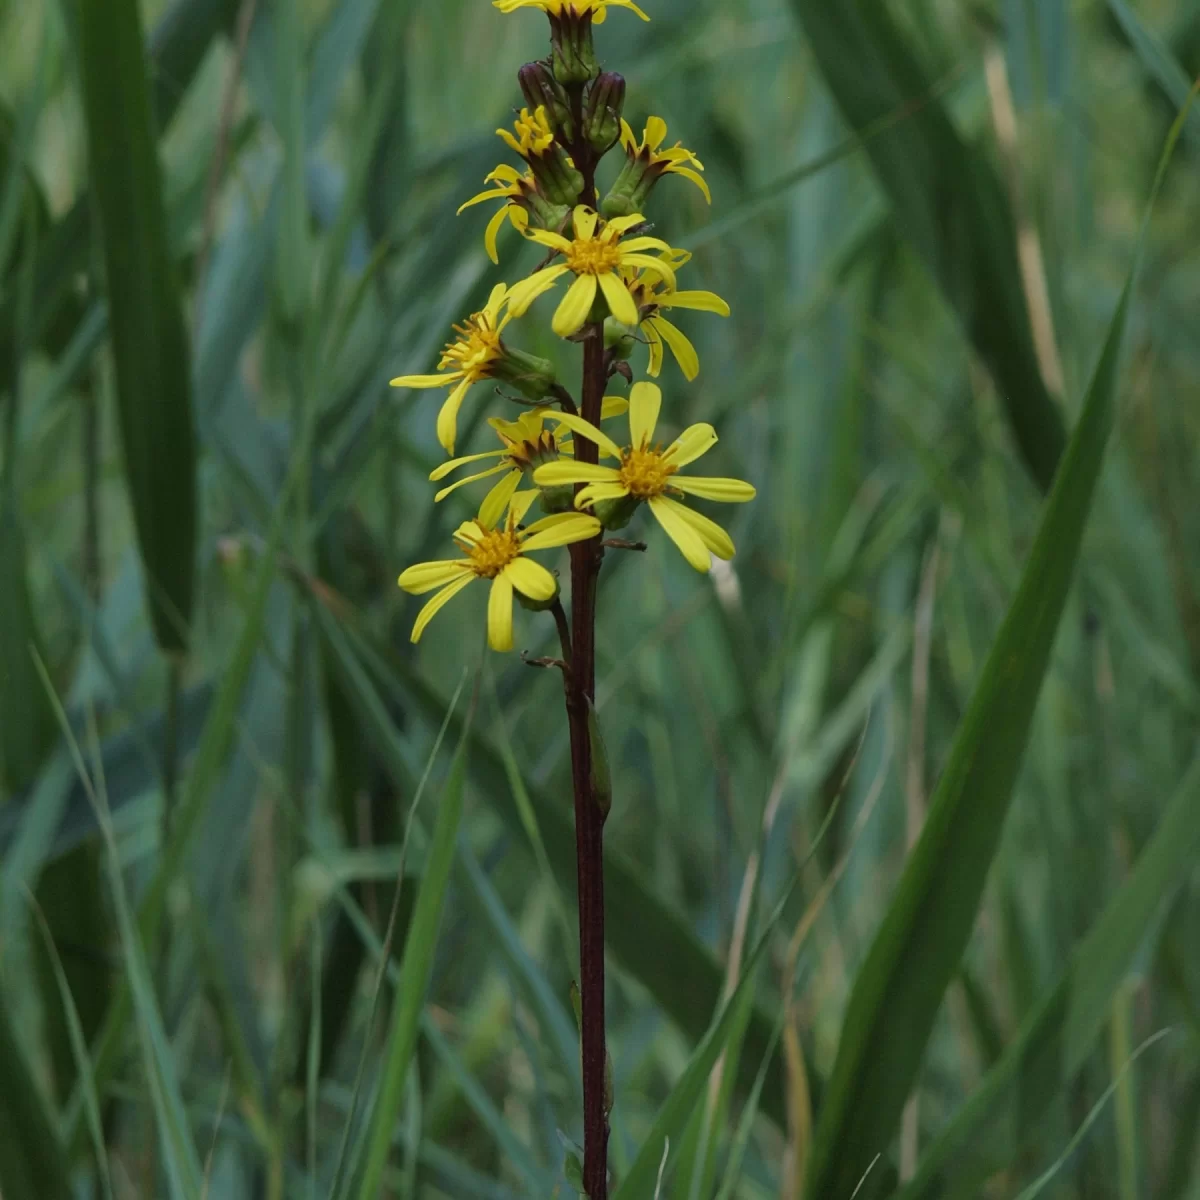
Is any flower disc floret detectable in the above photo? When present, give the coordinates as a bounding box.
[506,206,677,337]
[532,381,756,571]
[463,527,523,577]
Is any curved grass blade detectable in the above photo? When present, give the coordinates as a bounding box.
[78,0,197,652]
[789,0,1066,491]
[354,693,477,1200]
[801,90,1196,1200]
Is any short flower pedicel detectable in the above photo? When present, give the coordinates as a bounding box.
[392,3,753,1194]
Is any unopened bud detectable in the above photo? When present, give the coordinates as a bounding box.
[603,316,637,361]
[491,347,558,402]
[550,12,599,84]
[585,72,625,153]
[519,61,574,141]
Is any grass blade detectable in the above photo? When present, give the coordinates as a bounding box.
[0,986,72,1200]
[78,0,197,651]
[354,690,477,1200]
[897,749,1200,1198]
[789,0,1067,490]
[802,84,1197,1200]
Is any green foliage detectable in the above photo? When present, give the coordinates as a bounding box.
[0,0,1198,1197]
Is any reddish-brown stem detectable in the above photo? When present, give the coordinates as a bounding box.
[555,74,610,1200]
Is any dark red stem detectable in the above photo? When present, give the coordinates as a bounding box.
[560,81,610,1198]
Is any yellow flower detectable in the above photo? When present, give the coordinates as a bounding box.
[506,206,676,338]
[429,397,630,506]
[619,116,710,202]
[624,252,730,381]
[390,284,556,455]
[492,0,650,22]
[532,381,755,571]
[398,483,601,652]
[457,166,533,265]
[497,106,558,158]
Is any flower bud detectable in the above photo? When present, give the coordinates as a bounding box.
[601,155,652,218]
[516,580,561,613]
[584,72,625,153]
[550,12,599,84]
[603,315,637,361]
[593,493,640,531]
[519,62,574,142]
[491,346,558,402]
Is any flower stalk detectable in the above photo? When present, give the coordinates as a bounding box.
[391,3,752,1192]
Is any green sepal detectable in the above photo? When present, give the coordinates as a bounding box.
[594,494,639,531]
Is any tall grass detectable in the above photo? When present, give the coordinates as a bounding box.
[0,0,1199,1196]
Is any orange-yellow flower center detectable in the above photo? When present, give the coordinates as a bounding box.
[565,235,624,276]
[441,317,503,381]
[619,446,676,498]
[465,528,522,578]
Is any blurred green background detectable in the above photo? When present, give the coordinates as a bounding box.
[2,0,1200,1197]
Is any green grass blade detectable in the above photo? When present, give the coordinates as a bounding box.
[78,0,197,652]
[0,501,56,788]
[1106,0,1200,144]
[789,0,1067,491]
[802,84,1196,1200]
[354,698,476,1200]
[27,892,116,1200]
[0,986,72,1200]
[897,749,1200,1198]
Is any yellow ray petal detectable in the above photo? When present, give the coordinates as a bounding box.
[410,573,475,643]
[655,495,735,559]
[667,164,712,203]
[480,469,522,529]
[533,460,621,487]
[507,489,539,527]
[628,381,662,447]
[665,422,717,467]
[503,557,558,601]
[550,411,624,459]
[652,315,700,381]
[660,289,730,316]
[430,448,507,481]
[506,264,569,316]
[671,475,757,503]
[644,320,664,377]
[524,227,573,253]
[600,394,630,420]
[597,270,638,327]
[397,560,473,595]
[434,464,512,502]
[648,496,712,571]
[391,372,460,389]
[436,377,473,454]
[605,212,647,234]
[573,206,599,240]
[575,481,633,508]
[487,573,514,652]
[645,116,667,151]
[520,513,602,551]
[483,204,510,265]
[552,273,599,337]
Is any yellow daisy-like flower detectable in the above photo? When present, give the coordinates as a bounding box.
[390,283,554,455]
[398,484,601,652]
[457,166,533,265]
[429,396,630,506]
[532,381,755,571]
[506,206,676,338]
[492,0,649,22]
[619,116,710,203]
[625,252,730,381]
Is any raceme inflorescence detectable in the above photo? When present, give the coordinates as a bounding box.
[389,3,755,1194]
